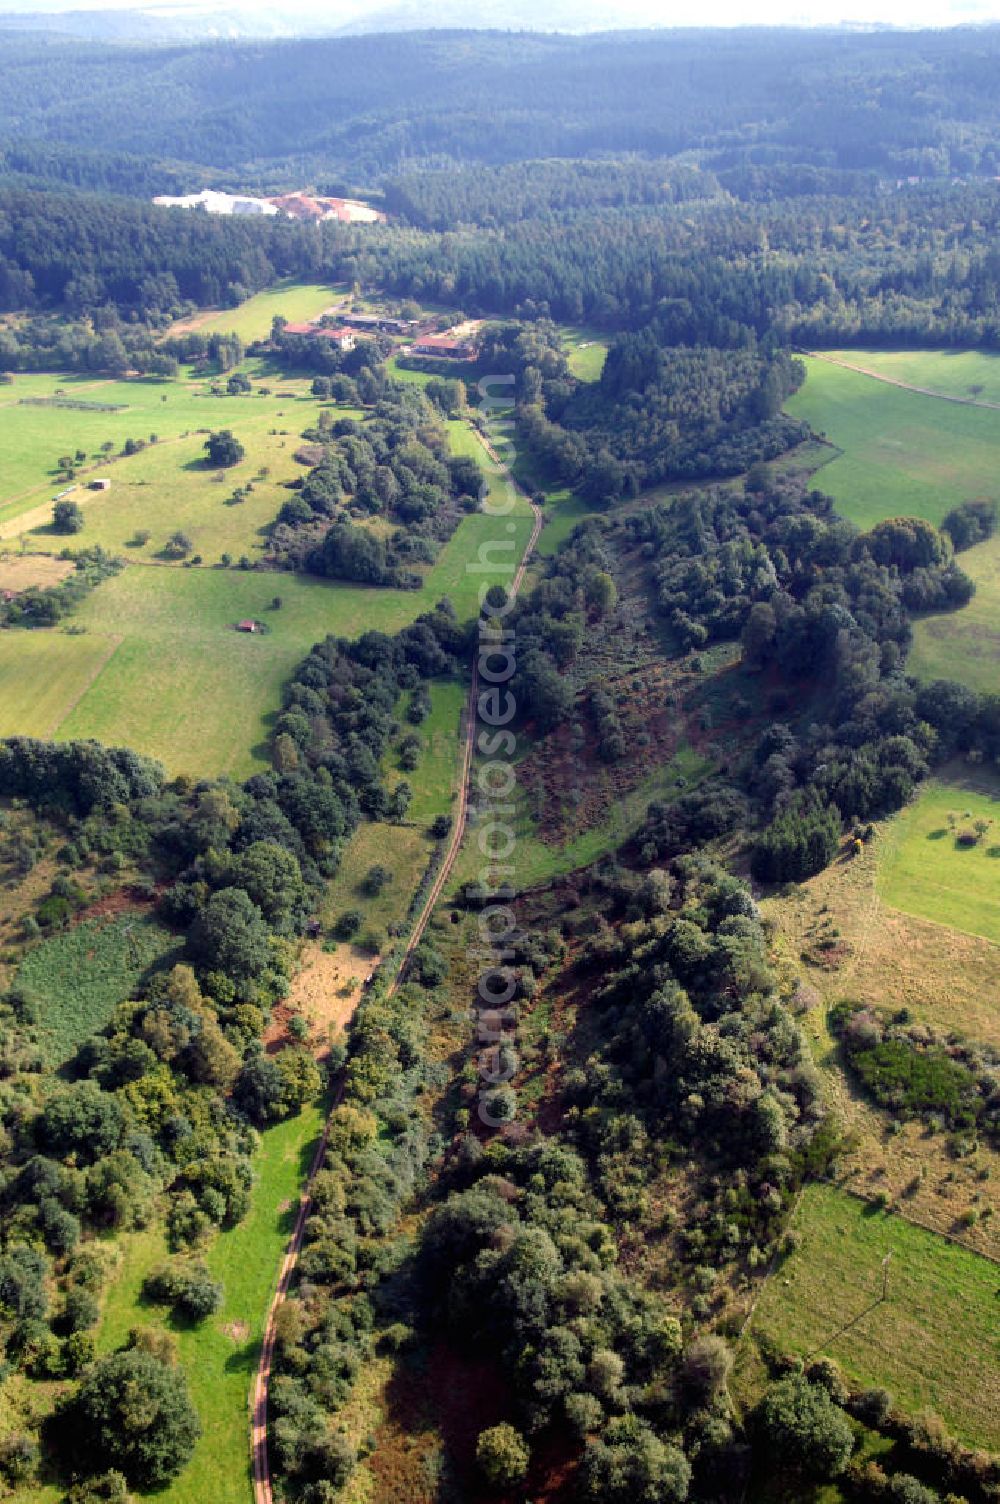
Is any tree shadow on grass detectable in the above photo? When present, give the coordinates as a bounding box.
[926,827,948,840]
[224,1335,262,1375]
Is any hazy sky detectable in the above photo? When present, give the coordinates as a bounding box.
[6,0,1000,22]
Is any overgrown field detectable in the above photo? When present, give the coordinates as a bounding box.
[739,1182,1000,1451]
[877,771,1000,945]
[16,912,180,1064]
[762,833,1000,1260]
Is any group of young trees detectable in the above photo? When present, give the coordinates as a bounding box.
[0,548,122,631]
[269,386,483,583]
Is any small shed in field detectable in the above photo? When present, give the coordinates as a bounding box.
[89,478,111,491]
[236,619,260,633]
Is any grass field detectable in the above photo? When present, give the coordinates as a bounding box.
[786,356,1000,529]
[0,377,333,550]
[16,914,180,1065]
[387,679,467,827]
[96,1099,326,1504]
[167,280,342,343]
[0,423,532,778]
[820,347,1000,407]
[786,353,1000,693]
[740,1182,1000,1450]
[6,400,361,567]
[907,528,1000,694]
[559,324,610,382]
[877,772,1000,945]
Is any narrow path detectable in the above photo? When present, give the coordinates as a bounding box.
[805,348,1000,412]
[250,438,542,1504]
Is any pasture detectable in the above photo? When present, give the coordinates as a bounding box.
[16,913,180,1065]
[167,279,342,342]
[0,400,529,776]
[785,355,1000,528]
[739,1182,1000,1451]
[786,353,1000,693]
[819,347,1000,407]
[387,678,467,827]
[559,324,610,382]
[97,1099,326,1504]
[907,528,1000,693]
[0,371,329,538]
[876,772,1000,945]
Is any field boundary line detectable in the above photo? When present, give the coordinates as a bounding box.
[829,1179,1000,1266]
[44,633,124,736]
[803,347,1000,412]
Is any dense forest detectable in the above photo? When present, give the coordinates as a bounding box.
[6,28,1000,185]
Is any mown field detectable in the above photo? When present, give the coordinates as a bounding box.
[876,772,1000,945]
[786,356,1000,529]
[786,352,1000,694]
[96,1100,326,1504]
[167,279,342,342]
[739,1182,1000,1451]
[820,347,1000,406]
[16,913,180,1065]
[558,323,610,381]
[907,527,1000,693]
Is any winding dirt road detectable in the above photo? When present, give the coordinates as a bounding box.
[250,445,542,1504]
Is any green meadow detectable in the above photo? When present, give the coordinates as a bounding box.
[558,324,610,382]
[0,372,329,537]
[168,279,342,343]
[386,679,467,827]
[786,355,1000,529]
[0,432,532,779]
[822,347,1000,407]
[740,1182,1000,1451]
[787,353,1000,694]
[908,527,1000,694]
[877,773,1000,945]
[96,1100,326,1504]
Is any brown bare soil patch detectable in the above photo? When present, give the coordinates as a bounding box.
[222,1320,250,1343]
[0,553,74,592]
[73,883,158,926]
[264,940,376,1055]
[367,1340,578,1504]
